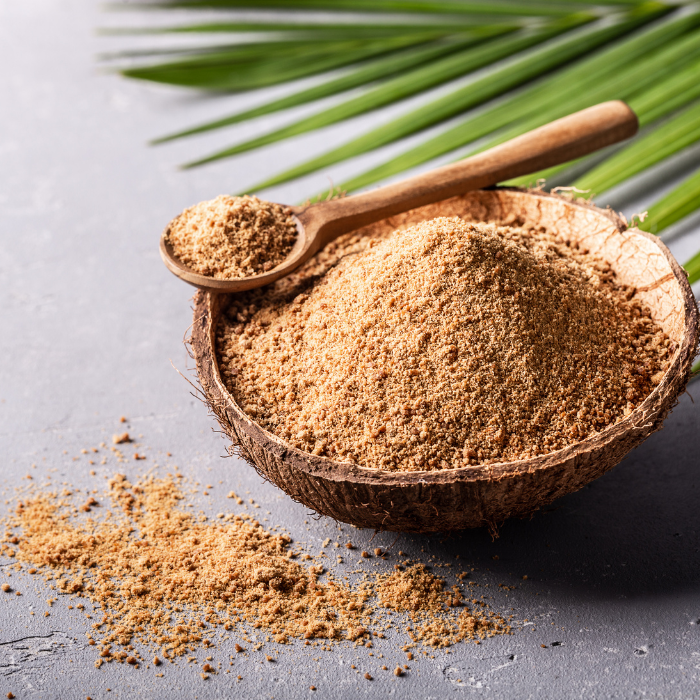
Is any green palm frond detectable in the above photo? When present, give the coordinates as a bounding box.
[121,34,442,89]
[639,168,700,235]
[107,0,700,247]
[182,13,595,168]
[149,34,504,144]
[105,20,509,37]
[122,1,587,17]
[244,7,672,192]
[308,6,696,196]
[684,248,700,285]
[506,50,700,189]
[574,99,700,196]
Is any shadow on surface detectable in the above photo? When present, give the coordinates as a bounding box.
[387,390,700,599]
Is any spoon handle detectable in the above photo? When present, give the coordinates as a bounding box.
[299,100,637,245]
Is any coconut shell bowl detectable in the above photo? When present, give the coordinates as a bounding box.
[191,188,698,533]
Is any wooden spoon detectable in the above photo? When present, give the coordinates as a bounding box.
[160,100,638,292]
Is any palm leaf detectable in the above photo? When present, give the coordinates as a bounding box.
[121,34,438,90]
[106,21,502,37]
[243,10,659,191]
[630,59,700,126]
[684,248,700,286]
[507,49,700,187]
[574,100,700,196]
[129,1,584,17]
[110,0,700,321]
[291,4,686,196]
[185,14,594,169]
[154,26,515,145]
[638,168,700,235]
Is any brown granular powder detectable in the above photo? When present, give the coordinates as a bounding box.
[377,565,501,647]
[216,217,670,471]
[165,195,297,279]
[378,564,455,613]
[2,470,509,665]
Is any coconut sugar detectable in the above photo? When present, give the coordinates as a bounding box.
[1,469,509,666]
[216,216,670,471]
[377,565,503,647]
[165,195,296,279]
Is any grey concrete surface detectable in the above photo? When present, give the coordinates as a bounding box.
[1,2,700,698]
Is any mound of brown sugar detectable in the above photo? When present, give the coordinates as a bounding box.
[165,195,296,279]
[1,470,509,666]
[216,217,670,471]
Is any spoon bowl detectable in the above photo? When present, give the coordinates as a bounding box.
[160,214,309,293]
[162,101,639,293]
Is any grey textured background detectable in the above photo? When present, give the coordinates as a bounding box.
[2,2,700,698]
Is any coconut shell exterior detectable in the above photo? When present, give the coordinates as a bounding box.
[191,188,699,533]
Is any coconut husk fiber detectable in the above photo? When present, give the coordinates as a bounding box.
[191,188,699,533]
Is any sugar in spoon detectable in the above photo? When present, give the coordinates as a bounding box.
[160,100,638,293]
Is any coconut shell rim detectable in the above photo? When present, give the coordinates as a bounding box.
[191,187,698,490]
